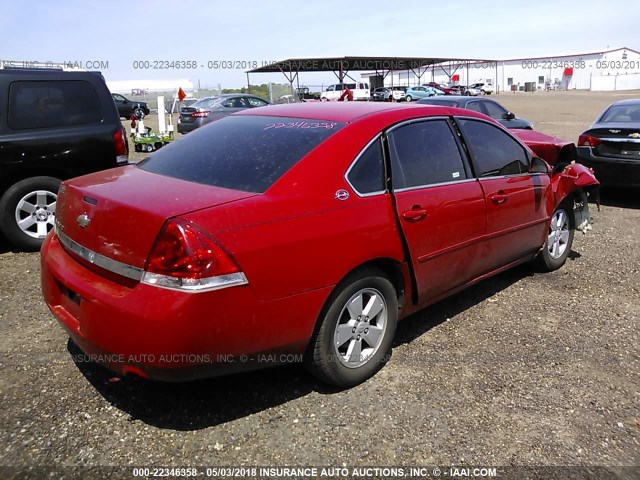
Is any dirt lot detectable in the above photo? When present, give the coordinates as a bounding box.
[1,90,639,478]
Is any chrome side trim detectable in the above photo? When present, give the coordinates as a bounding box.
[56,225,144,281]
[598,138,640,144]
[393,177,477,193]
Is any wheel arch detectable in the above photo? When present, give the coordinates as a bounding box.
[0,168,68,196]
[304,257,409,350]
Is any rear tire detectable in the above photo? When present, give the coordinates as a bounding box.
[304,268,397,387]
[534,201,575,272]
[0,176,61,251]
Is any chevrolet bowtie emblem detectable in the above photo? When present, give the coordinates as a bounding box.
[76,213,91,228]
[628,132,640,139]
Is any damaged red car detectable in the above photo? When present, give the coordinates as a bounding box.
[41,103,599,387]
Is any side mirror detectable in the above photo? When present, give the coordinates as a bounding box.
[530,157,550,174]
[502,112,515,120]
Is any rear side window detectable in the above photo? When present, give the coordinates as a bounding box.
[457,118,529,177]
[347,137,385,195]
[388,119,468,189]
[8,80,103,130]
[139,116,344,193]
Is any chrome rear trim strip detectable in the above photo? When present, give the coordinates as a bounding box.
[55,225,144,281]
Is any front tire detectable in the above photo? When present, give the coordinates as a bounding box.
[0,176,61,251]
[405,95,412,102]
[305,268,398,387]
[534,202,575,272]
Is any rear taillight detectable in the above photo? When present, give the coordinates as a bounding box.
[114,127,129,164]
[578,134,602,148]
[142,218,247,292]
[191,111,211,118]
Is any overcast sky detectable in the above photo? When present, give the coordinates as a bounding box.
[1,0,637,88]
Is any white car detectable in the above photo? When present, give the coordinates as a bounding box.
[470,83,494,95]
[463,85,482,96]
[321,82,370,101]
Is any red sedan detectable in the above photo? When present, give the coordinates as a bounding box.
[41,103,599,387]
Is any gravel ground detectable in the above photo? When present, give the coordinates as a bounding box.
[0,90,639,479]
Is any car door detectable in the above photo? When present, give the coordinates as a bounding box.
[456,117,550,268]
[388,118,487,303]
[111,93,129,117]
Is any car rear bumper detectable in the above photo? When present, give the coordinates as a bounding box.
[177,121,200,133]
[41,233,330,381]
[577,147,640,188]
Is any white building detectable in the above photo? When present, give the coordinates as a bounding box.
[363,47,640,92]
[106,79,195,96]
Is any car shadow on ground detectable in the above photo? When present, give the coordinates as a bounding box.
[0,233,14,254]
[597,188,639,210]
[69,264,535,431]
[392,264,534,347]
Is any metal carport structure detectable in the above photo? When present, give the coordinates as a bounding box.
[246,56,498,93]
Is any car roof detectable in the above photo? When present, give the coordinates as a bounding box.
[608,98,640,106]
[200,94,265,100]
[235,102,490,123]
[418,95,470,102]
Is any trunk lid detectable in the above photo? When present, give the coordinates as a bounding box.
[179,107,199,123]
[55,165,256,270]
[585,124,640,160]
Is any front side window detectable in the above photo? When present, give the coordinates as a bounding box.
[388,119,468,189]
[347,137,385,195]
[247,97,269,107]
[139,116,345,193]
[482,100,508,119]
[457,118,529,177]
[223,97,249,108]
[9,80,103,130]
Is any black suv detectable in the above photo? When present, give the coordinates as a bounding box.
[0,68,128,250]
[111,93,150,119]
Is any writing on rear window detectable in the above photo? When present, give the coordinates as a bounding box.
[264,121,338,130]
[138,115,345,193]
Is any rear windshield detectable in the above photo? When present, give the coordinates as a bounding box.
[190,97,220,109]
[599,104,640,123]
[139,115,344,192]
[418,99,458,107]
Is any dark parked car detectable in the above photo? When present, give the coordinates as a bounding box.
[371,87,406,102]
[111,93,150,119]
[177,94,270,133]
[417,96,533,129]
[0,68,128,250]
[42,102,598,387]
[577,98,640,188]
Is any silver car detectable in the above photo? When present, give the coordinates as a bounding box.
[177,94,270,133]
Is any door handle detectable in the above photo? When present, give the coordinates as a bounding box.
[402,206,428,221]
[489,192,508,205]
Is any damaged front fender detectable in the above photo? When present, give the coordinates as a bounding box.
[551,162,600,234]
